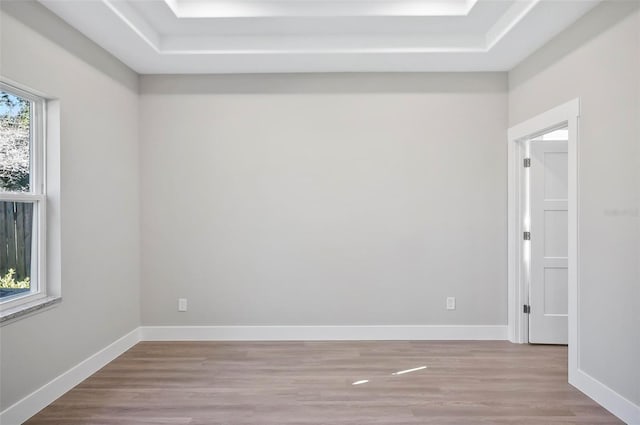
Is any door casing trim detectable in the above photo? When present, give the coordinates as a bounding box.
[506,98,580,380]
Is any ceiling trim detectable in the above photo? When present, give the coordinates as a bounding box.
[485,0,538,50]
[103,0,161,53]
[163,0,480,19]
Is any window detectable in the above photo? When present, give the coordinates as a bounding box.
[0,82,47,316]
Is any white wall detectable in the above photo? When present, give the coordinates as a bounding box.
[509,2,640,405]
[0,3,140,410]
[139,73,508,327]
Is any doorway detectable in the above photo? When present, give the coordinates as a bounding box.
[507,99,579,379]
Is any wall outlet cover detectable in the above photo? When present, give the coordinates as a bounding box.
[446,297,456,310]
[178,298,188,312]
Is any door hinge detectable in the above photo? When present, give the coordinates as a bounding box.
[524,158,531,168]
[523,231,531,241]
[523,304,531,314]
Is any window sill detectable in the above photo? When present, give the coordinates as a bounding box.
[0,296,62,325]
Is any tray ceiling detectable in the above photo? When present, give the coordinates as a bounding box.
[39,0,600,73]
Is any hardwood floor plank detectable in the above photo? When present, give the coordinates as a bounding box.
[25,341,622,425]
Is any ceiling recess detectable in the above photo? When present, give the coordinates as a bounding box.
[39,0,600,73]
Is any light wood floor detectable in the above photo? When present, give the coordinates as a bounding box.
[26,341,621,424]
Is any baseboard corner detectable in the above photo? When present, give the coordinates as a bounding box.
[0,327,141,425]
[571,368,640,424]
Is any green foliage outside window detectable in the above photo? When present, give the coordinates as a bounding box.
[0,268,30,289]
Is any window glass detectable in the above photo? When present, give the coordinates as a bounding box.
[0,89,38,303]
[0,91,31,192]
[0,201,34,298]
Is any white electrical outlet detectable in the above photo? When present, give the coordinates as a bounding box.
[178,298,188,312]
[446,297,456,310]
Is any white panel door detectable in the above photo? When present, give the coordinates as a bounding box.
[529,140,568,344]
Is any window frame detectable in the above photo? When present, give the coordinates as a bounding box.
[0,81,48,313]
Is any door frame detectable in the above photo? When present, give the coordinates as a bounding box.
[507,98,580,380]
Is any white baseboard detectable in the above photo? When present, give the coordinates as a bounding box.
[139,325,508,341]
[0,328,140,425]
[571,368,640,425]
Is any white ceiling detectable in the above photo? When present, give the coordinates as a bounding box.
[39,0,599,74]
